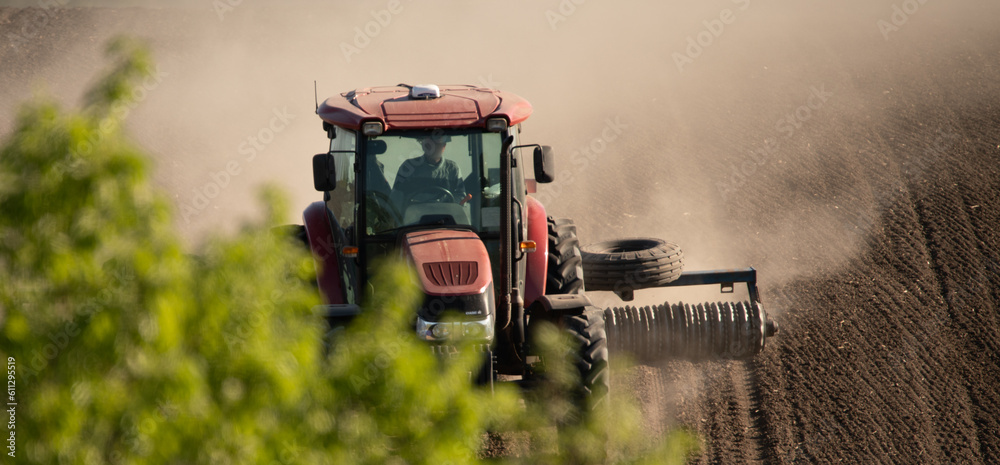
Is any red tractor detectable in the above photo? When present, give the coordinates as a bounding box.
[299,84,777,404]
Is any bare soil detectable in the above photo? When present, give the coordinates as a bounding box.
[3,3,999,463]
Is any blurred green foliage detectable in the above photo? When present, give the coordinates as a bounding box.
[0,37,696,464]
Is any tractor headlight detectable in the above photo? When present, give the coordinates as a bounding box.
[430,324,451,339]
[463,323,486,338]
[486,117,507,132]
[416,314,494,342]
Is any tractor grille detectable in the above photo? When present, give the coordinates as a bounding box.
[423,261,478,287]
[430,343,491,360]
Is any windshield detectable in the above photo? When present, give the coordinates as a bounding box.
[363,129,503,236]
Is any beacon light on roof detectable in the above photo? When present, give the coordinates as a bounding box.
[410,84,441,99]
[361,121,384,136]
[486,117,508,132]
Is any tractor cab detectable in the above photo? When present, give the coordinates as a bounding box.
[309,85,553,344]
[318,125,521,324]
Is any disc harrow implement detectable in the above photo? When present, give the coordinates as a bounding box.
[593,268,779,361]
[604,300,777,360]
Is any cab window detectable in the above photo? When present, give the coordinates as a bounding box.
[362,129,504,236]
[326,126,357,229]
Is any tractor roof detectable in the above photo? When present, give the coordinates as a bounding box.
[317,84,533,132]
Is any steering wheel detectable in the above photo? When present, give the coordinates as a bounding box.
[407,186,456,205]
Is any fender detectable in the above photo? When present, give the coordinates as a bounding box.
[303,201,346,304]
[523,195,548,307]
[527,294,594,320]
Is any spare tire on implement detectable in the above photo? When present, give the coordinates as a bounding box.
[581,238,684,292]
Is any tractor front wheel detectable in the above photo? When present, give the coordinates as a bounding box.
[563,307,610,411]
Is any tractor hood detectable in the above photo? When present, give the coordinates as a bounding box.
[402,229,495,323]
[402,229,492,296]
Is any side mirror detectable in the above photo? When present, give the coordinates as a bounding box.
[368,139,388,155]
[312,153,336,191]
[533,145,555,183]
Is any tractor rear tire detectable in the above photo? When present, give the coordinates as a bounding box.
[581,238,684,291]
[546,217,585,295]
[563,307,610,410]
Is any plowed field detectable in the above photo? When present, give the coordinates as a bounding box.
[3,3,998,463]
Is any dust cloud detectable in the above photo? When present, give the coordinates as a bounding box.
[2,0,998,299]
[5,1,1000,456]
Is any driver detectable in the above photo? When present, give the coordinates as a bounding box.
[391,133,467,206]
